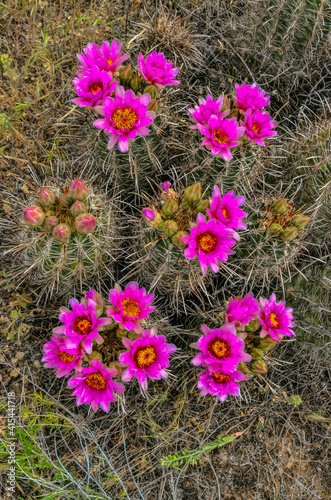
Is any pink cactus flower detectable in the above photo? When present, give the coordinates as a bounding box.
[77,40,130,77]
[259,293,295,342]
[83,289,105,318]
[24,205,45,227]
[142,208,155,221]
[225,292,260,328]
[191,323,252,370]
[41,334,84,378]
[72,68,118,109]
[93,86,155,152]
[242,109,277,146]
[188,94,230,129]
[181,213,236,276]
[54,298,111,354]
[159,181,171,193]
[119,328,177,391]
[206,187,247,240]
[197,116,245,162]
[137,51,180,88]
[197,363,247,402]
[233,82,270,114]
[107,282,155,334]
[68,358,125,412]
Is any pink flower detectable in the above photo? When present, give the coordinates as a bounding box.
[54,298,111,354]
[41,334,84,378]
[137,51,180,88]
[233,82,270,114]
[107,282,155,333]
[188,94,229,129]
[142,208,155,221]
[159,181,171,193]
[226,293,260,328]
[72,68,118,109]
[197,363,247,402]
[76,40,130,77]
[191,323,252,370]
[242,109,277,146]
[68,358,125,412]
[93,86,155,152]
[119,328,177,391]
[181,213,236,276]
[259,293,295,342]
[197,116,245,162]
[206,187,247,240]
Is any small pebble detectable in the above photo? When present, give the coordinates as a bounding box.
[16,352,26,361]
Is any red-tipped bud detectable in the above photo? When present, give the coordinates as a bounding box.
[147,99,159,113]
[119,63,133,85]
[182,183,202,207]
[144,85,158,99]
[267,223,283,236]
[162,220,178,237]
[271,198,288,215]
[130,74,142,92]
[52,223,71,243]
[161,199,178,218]
[172,231,188,249]
[75,213,97,234]
[38,188,56,207]
[58,193,70,207]
[258,335,278,352]
[70,200,87,217]
[249,347,263,360]
[142,208,163,228]
[290,213,311,230]
[68,179,88,201]
[249,359,268,375]
[44,216,59,233]
[24,205,45,227]
[83,289,105,317]
[237,361,249,375]
[281,226,298,242]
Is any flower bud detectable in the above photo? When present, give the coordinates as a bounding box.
[142,208,163,228]
[249,359,268,375]
[161,199,178,218]
[24,205,45,227]
[162,220,178,238]
[58,193,70,207]
[182,183,202,207]
[38,188,56,207]
[83,289,105,317]
[249,347,263,360]
[52,223,71,243]
[258,336,278,352]
[68,179,88,201]
[270,198,288,215]
[116,328,128,340]
[237,361,249,375]
[281,226,298,242]
[172,231,188,249]
[290,213,311,230]
[119,63,133,85]
[160,181,171,193]
[75,213,97,234]
[70,200,87,217]
[194,199,210,214]
[144,85,158,99]
[266,223,283,236]
[147,99,159,113]
[44,216,58,233]
[87,351,103,362]
[130,74,142,92]
[245,318,261,332]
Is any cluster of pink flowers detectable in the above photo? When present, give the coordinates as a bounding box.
[72,40,179,152]
[189,83,277,162]
[42,284,177,412]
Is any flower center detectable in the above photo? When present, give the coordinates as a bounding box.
[196,231,217,253]
[221,207,230,219]
[74,317,92,335]
[208,338,231,359]
[133,345,157,369]
[59,351,76,363]
[213,129,229,145]
[107,58,112,65]
[112,107,138,131]
[212,371,230,384]
[252,123,261,134]
[85,372,107,391]
[121,298,141,318]
[269,313,279,327]
[89,82,103,94]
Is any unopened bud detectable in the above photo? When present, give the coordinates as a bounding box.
[142,208,163,228]
[44,216,58,233]
[237,361,249,375]
[68,179,88,201]
[119,63,133,85]
[249,359,268,375]
[38,188,55,207]
[245,319,261,332]
[195,199,210,214]
[172,231,188,249]
[267,223,283,236]
[162,220,178,237]
[258,336,278,352]
[161,199,178,218]
[75,213,97,234]
[147,99,159,112]
[116,328,128,340]
[70,200,87,217]
[290,213,311,230]
[221,95,231,112]
[87,351,103,362]
[52,223,71,243]
[58,193,70,207]
[24,205,45,227]
[271,198,287,215]
[130,74,142,92]
[183,183,202,207]
[249,347,263,360]
[281,226,298,242]
[144,85,158,99]
[83,289,105,317]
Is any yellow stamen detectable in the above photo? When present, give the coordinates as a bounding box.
[59,351,75,363]
[196,231,217,253]
[133,346,157,369]
[107,58,112,65]
[208,338,231,359]
[212,371,230,384]
[252,123,261,134]
[112,107,138,131]
[121,298,141,318]
[269,313,279,327]
[214,129,229,145]
[89,82,103,94]
[221,207,230,219]
[74,317,92,335]
[86,372,107,391]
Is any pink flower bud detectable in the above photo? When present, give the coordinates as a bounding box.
[38,188,56,207]
[24,205,45,227]
[75,213,97,234]
[58,193,70,207]
[68,179,89,201]
[142,208,162,228]
[160,181,171,193]
[44,216,59,233]
[70,200,87,217]
[52,223,71,243]
[83,289,105,317]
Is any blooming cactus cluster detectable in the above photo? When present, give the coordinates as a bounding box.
[72,40,180,152]
[191,292,295,402]
[261,198,311,242]
[142,182,247,275]
[42,283,177,412]
[189,83,277,162]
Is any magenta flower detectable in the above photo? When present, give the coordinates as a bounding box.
[242,109,277,146]
[160,181,171,193]
[77,40,130,77]
[41,334,84,378]
[206,187,247,240]
[181,213,236,276]
[107,282,155,333]
[68,358,125,412]
[142,208,155,221]
[226,293,260,328]
[197,363,247,402]
[93,86,155,152]
[197,116,245,162]
[72,68,117,109]
[54,298,111,354]
[119,328,177,391]
[191,323,252,370]
[233,82,270,114]
[188,94,229,129]
[259,293,295,342]
[137,51,180,88]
